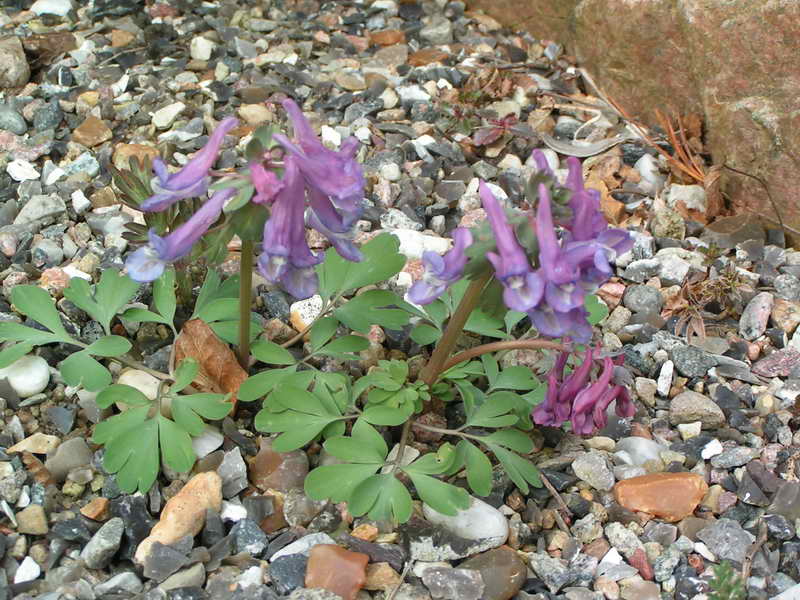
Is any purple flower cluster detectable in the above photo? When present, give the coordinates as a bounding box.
[408,150,632,342]
[125,99,365,298]
[533,349,635,433]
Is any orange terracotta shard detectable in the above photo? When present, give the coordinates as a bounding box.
[614,472,708,522]
[305,544,369,600]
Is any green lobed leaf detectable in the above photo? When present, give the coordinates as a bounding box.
[487,445,541,494]
[464,308,507,339]
[158,415,195,473]
[361,403,414,426]
[410,323,441,345]
[94,406,159,494]
[405,471,470,516]
[316,335,370,357]
[120,307,171,326]
[317,233,406,300]
[210,318,260,345]
[64,269,139,335]
[480,354,500,387]
[0,322,63,346]
[171,358,199,393]
[192,269,223,319]
[238,366,298,402]
[504,310,527,332]
[59,352,112,391]
[11,285,71,339]
[458,440,493,497]
[334,290,410,334]
[197,298,239,323]
[305,463,382,503]
[365,475,413,523]
[96,384,151,410]
[153,267,177,326]
[482,429,534,454]
[84,335,132,357]
[171,392,231,435]
[490,366,539,391]
[256,412,332,451]
[0,343,34,369]
[466,392,519,428]
[251,339,296,365]
[585,293,609,325]
[310,317,338,351]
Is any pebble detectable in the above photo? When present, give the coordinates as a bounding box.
[152,102,187,129]
[572,451,615,491]
[249,437,309,492]
[72,116,113,147]
[190,37,216,61]
[270,533,337,562]
[422,567,484,600]
[669,391,725,428]
[305,544,368,600]
[422,496,508,550]
[739,291,774,340]
[8,432,60,454]
[135,472,222,563]
[696,519,754,564]
[0,36,30,88]
[0,104,27,135]
[0,354,50,397]
[14,555,41,584]
[614,473,708,522]
[81,517,124,569]
[7,159,40,182]
[95,571,144,595]
[44,436,92,481]
[458,546,526,600]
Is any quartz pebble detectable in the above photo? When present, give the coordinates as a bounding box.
[0,355,50,397]
[305,544,369,600]
[422,496,508,550]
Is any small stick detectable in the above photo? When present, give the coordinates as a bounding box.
[540,471,572,533]
[385,560,413,600]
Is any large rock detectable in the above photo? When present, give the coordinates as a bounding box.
[0,37,30,88]
[467,0,800,235]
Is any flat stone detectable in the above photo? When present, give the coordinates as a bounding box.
[669,391,725,428]
[696,518,755,564]
[8,431,59,455]
[270,554,309,595]
[305,544,368,600]
[614,473,708,522]
[768,481,800,521]
[604,522,644,559]
[45,437,93,481]
[270,533,336,562]
[739,292,774,340]
[16,504,48,534]
[701,214,765,249]
[421,568,484,600]
[95,572,143,595]
[249,438,309,492]
[0,36,30,88]
[152,102,186,129]
[363,562,402,591]
[526,552,574,593]
[72,116,112,147]
[13,194,66,227]
[752,348,800,377]
[14,556,41,584]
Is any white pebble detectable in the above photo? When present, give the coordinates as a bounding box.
[7,159,40,182]
[423,496,508,547]
[0,355,50,398]
[701,438,724,460]
[14,556,41,583]
[152,102,186,129]
[190,37,216,61]
[389,229,451,260]
[192,426,224,459]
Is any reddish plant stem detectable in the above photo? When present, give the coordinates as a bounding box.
[441,339,567,373]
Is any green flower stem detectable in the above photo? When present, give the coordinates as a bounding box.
[389,420,413,475]
[238,240,255,369]
[419,271,493,387]
[441,339,567,373]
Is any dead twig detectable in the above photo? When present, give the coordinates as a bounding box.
[741,520,768,581]
[385,560,413,600]
[539,472,572,534]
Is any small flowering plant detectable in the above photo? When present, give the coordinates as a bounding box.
[0,96,636,519]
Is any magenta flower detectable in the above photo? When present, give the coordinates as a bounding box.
[257,157,323,299]
[274,99,364,225]
[408,228,473,305]
[532,352,570,427]
[480,181,543,312]
[570,355,615,435]
[142,117,238,212]
[126,187,236,282]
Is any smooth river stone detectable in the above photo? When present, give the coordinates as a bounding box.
[614,472,708,522]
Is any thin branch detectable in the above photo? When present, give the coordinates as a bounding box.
[441,339,567,374]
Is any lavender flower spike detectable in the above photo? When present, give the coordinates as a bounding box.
[536,183,585,312]
[408,228,473,305]
[257,157,323,299]
[273,99,364,223]
[126,187,237,282]
[141,117,239,212]
[479,181,543,312]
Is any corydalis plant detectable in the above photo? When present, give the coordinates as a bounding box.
[124,98,366,301]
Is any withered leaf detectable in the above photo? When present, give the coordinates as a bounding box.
[22,33,77,68]
[173,319,247,405]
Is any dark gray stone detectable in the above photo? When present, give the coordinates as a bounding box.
[269,554,308,595]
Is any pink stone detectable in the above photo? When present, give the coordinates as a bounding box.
[752,348,800,377]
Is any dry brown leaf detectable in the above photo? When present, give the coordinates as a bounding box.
[22,32,77,68]
[173,319,247,405]
[704,164,724,220]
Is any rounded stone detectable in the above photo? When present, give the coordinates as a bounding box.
[422,495,508,548]
[622,284,663,314]
[669,391,725,428]
[0,354,50,397]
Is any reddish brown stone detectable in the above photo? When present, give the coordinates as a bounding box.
[80,497,110,521]
[614,472,708,522]
[629,548,654,581]
[248,438,308,492]
[112,143,160,170]
[408,48,449,67]
[752,348,800,378]
[772,299,800,335]
[72,116,112,147]
[305,544,369,600]
[370,30,405,46]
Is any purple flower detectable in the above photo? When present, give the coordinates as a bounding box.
[250,161,283,205]
[408,228,473,305]
[142,117,238,212]
[570,356,614,435]
[531,149,554,178]
[535,184,585,312]
[126,187,236,282]
[532,352,569,427]
[307,187,363,263]
[529,304,593,343]
[274,99,364,225]
[257,157,323,299]
[480,181,543,312]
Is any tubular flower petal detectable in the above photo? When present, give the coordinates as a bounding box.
[531,149,554,177]
[141,117,239,212]
[126,187,236,282]
[306,187,363,263]
[250,161,284,205]
[479,181,543,312]
[408,228,473,305]
[274,98,364,223]
[257,157,323,299]
[570,356,615,435]
[529,305,593,344]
